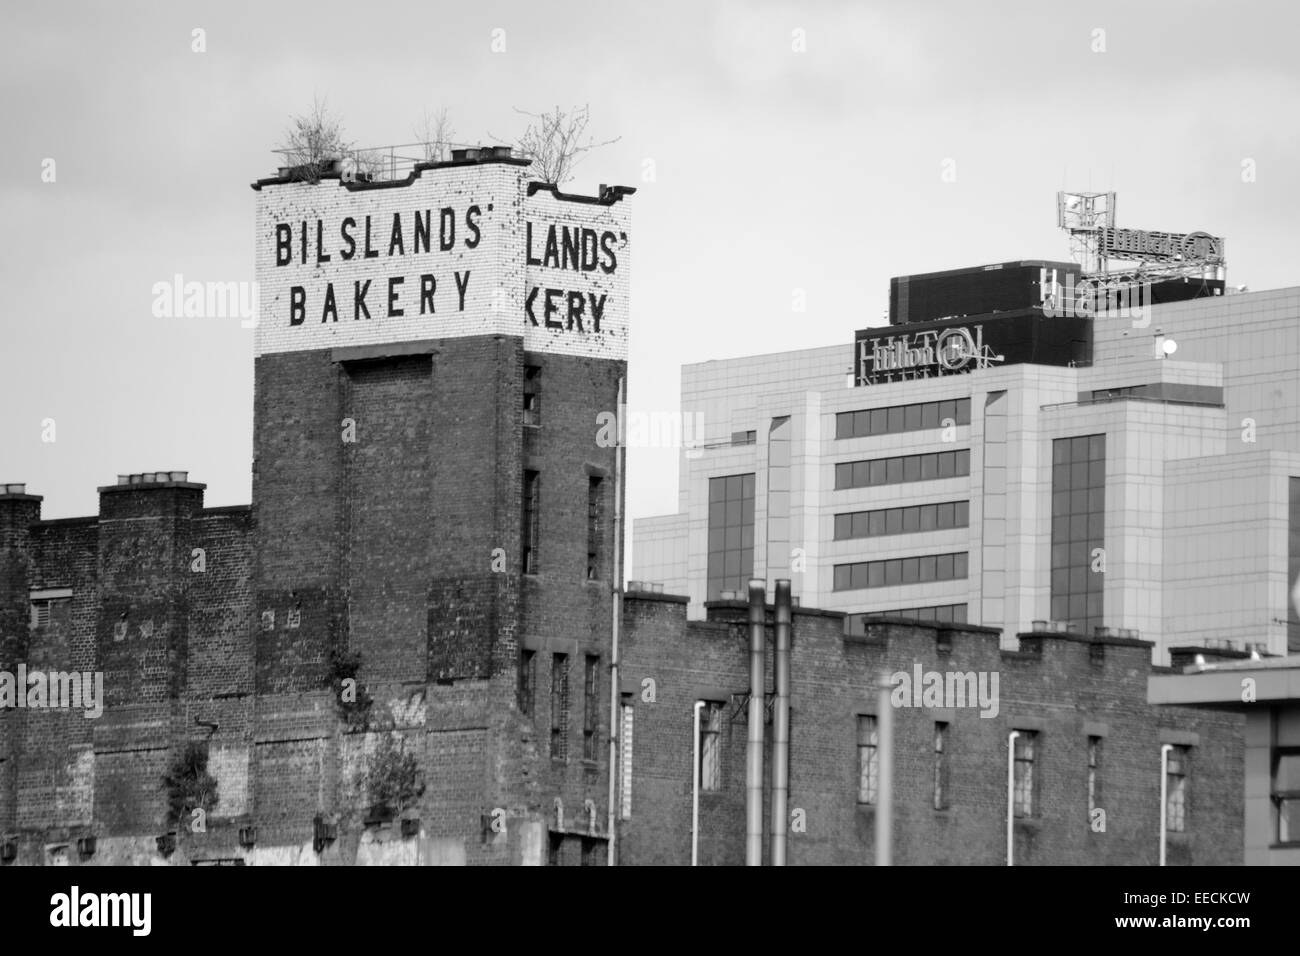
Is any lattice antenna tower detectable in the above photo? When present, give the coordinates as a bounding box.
[1056,191,1115,277]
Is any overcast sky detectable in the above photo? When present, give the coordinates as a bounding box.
[2,0,1298,528]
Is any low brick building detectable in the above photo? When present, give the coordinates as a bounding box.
[615,588,1244,865]
[0,482,1247,866]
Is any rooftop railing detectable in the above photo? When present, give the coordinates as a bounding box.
[271,142,533,183]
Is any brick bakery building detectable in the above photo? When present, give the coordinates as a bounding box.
[1,148,635,866]
[0,164,1254,865]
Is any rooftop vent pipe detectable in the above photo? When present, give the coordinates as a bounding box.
[745,579,766,866]
[770,580,792,865]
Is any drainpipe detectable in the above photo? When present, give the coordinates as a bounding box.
[1007,730,1020,866]
[770,580,792,866]
[875,670,894,866]
[745,579,766,866]
[692,700,704,866]
[1159,744,1173,866]
[605,376,625,867]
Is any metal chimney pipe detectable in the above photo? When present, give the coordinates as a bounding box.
[745,578,766,866]
[770,579,792,866]
[1007,730,1020,866]
[605,376,626,866]
[875,670,894,866]
[1159,743,1173,866]
[692,700,705,866]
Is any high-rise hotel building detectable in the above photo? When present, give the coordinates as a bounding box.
[634,262,1300,665]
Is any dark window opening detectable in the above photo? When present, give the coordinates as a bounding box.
[583,655,600,762]
[550,654,569,761]
[587,477,604,580]
[934,722,949,810]
[522,470,540,575]
[523,365,541,426]
[518,649,536,717]
[1014,731,1037,817]
[699,702,723,791]
[857,715,878,805]
[1166,745,1189,833]
[1088,735,1102,816]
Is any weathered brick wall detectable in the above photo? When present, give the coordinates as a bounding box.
[619,593,1245,866]
[0,488,261,861]
[343,354,435,683]
[0,496,1245,867]
[186,508,254,698]
[422,336,520,684]
[0,498,40,837]
[239,331,624,863]
[0,157,635,866]
[616,594,749,865]
[516,349,624,853]
[3,511,97,838]
[253,348,344,696]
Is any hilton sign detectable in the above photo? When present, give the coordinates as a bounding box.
[856,325,1004,386]
[1099,228,1225,266]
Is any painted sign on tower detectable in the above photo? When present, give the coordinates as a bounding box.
[252,156,632,360]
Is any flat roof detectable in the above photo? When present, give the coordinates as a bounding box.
[1148,655,1300,707]
[891,259,1078,283]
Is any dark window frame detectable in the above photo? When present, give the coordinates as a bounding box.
[518,648,536,717]
[522,470,541,575]
[550,653,569,762]
[934,722,950,810]
[699,701,723,792]
[523,365,542,426]
[1087,735,1102,815]
[707,474,755,600]
[832,552,970,592]
[849,605,968,632]
[587,476,604,581]
[582,654,600,762]
[1050,434,1106,633]
[835,398,971,440]
[1166,744,1189,833]
[1014,731,1037,818]
[857,715,879,805]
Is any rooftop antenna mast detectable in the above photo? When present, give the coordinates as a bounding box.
[1056,190,1226,288]
[1056,190,1116,276]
